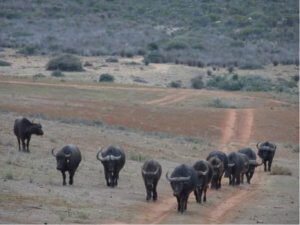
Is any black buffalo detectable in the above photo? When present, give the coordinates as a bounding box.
[51,145,82,185]
[207,156,224,189]
[141,160,162,201]
[256,141,276,172]
[226,152,245,186]
[207,150,228,188]
[238,148,262,184]
[14,117,44,153]
[239,153,249,184]
[192,160,213,203]
[166,164,197,213]
[97,145,126,187]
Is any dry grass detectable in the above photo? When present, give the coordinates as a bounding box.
[270,165,292,176]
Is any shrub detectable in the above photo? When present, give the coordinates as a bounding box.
[105,57,118,63]
[4,172,13,180]
[207,70,212,76]
[51,70,64,77]
[227,66,234,73]
[291,74,299,82]
[273,60,279,66]
[239,62,263,70]
[17,45,39,55]
[270,165,292,176]
[147,42,159,50]
[84,61,93,66]
[99,73,114,82]
[169,80,182,88]
[33,73,46,79]
[130,153,147,162]
[144,51,165,64]
[191,76,204,89]
[208,98,236,108]
[46,55,83,71]
[0,59,11,66]
[165,40,188,51]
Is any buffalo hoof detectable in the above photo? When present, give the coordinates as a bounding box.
[153,196,157,201]
[63,182,66,186]
[146,196,151,201]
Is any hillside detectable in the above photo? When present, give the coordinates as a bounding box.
[0,0,298,67]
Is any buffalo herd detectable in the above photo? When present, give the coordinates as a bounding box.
[13,117,277,214]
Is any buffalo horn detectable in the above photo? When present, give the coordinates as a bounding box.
[228,163,235,167]
[142,167,159,176]
[51,148,56,157]
[198,170,208,176]
[165,172,191,182]
[65,152,71,158]
[248,160,257,165]
[96,148,105,161]
[256,142,263,150]
[110,155,122,160]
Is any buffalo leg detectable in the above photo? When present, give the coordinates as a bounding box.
[263,161,267,172]
[241,173,244,184]
[146,186,151,201]
[268,160,272,172]
[62,171,66,185]
[21,138,26,152]
[153,181,158,201]
[236,174,240,185]
[218,176,222,189]
[16,137,21,151]
[69,170,74,185]
[105,171,110,186]
[198,188,203,203]
[194,189,199,203]
[176,196,180,212]
[26,136,31,152]
[203,185,208,202]
[184,194,188,211]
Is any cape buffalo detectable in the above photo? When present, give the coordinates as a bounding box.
[238,148,262,184]
[141,160,162,201]
[207,156,224,189]
[226,152,245,186]
[166,164,197,213]
[14,117,44,153]
[256,141,276,172]
[207,150,229,185]
[51,145,82,185]
[97,145,126,187]
[193,160,213,203]
[239,153,249,184]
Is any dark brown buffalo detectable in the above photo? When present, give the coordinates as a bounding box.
[14,117,44,153]
[256,141,277,172]
[51,145,82,185]
[141,160,162,201]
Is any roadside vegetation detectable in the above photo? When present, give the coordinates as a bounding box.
[0,0,298,67]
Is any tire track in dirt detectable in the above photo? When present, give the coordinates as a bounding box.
[204,108,260,224]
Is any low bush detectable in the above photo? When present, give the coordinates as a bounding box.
[169,80,182,88]
[191,76,204,89]
[46,55,83,71]
[0,59,11,66]
[33,73,46,79]
[17,45,40,55]
[105,57,118,63]
[99,73,114,82]
[270,165,292,176]
[208,98,236,108]
[51,70,64,77]
[239,62,263,70]
[143,51,165,64]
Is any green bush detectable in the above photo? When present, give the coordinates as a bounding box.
[239,62,263,70]
[169,80,182,88]
[47,55,83,71]
[191,76,204,89]
[208,98,236,108]
[99,73,114,82]
[0,60,11,66]
[144,51,165,64]
[147,42,159,50]
[51,70,64,77]
[17,45,39,55]
[105,57,118,63]
[165,40,188,51]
